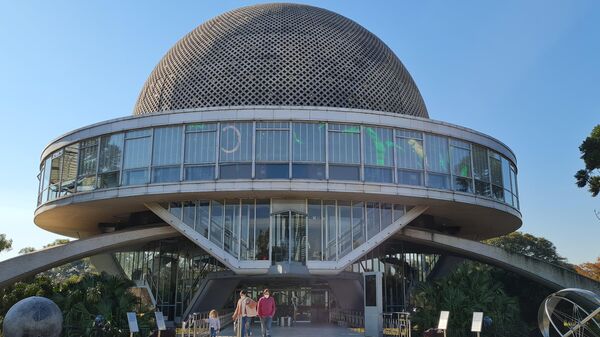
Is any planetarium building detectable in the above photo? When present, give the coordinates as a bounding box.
[32,3,524,324]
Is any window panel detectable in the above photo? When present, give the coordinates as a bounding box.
[240,200,255,260]
[329,165,360,181]
[489,152,502,187]
[396,137,424,170]
[60,145,78,196]
[48,152,62,201]
[98,133,124,188]
[153,126,182,166]
[185,123,217,164]
[255,200,270,260]
[224,201,240,258]
[255,163,289,179]
[219,163,252,179]
[352,202,365,249]
[195,201,210,238]
[185,166,214,181]
[338,201,352,258]
[501,157,512,192]
[426,172,450,190]
[256,122,289,162]
[364,167,393,183]
[210,201,224,248]
[220,122,252,162]
[325,201,337,261]
[425,134,449,173]
[292,123,325,162]
[364,127,394,167]
[472,145,489,182]
[366,202,380,239]
[78,139,98,176]
[123,133,151,170]
[328,123,360,164]
[381,203,393,230]
[307,200,323,261]
[398,169,423,186]
[292,163,325,180]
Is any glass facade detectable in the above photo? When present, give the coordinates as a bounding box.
[38,121,519,209]
[167,198,407,263]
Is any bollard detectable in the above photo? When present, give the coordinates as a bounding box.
[287,316,292,327]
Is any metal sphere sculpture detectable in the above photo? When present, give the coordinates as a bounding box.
[2,296,63,337]
[538,288,600,337]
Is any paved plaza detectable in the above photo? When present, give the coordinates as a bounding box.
[218,323,363,337]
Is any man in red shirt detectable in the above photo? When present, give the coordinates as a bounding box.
[257,288,276,337]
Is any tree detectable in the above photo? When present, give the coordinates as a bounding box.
[575,124,600,197]
[485,231,566,265]
[576,256,600,282]
[0,233,12,253]
[44,238,71,248]
[412,262,527,337]
[0,273,153,336]
[18,247,36,254]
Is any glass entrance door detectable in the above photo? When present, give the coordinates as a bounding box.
[272,211,306,263]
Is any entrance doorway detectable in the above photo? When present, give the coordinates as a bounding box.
[272,211,307,263]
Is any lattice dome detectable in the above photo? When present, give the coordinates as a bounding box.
[133,3,428,117]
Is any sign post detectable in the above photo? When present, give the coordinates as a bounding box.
[155,311,166,337]
[437,311,450,337]
[363,272,383,337]
[471,312,483,337]
[126,312,139,337]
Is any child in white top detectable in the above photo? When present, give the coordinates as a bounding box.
[208,309,221,337]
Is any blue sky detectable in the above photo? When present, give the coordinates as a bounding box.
[0,1,598,263]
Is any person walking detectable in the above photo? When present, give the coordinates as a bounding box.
[233,289,257,337]
[257,289,276,337]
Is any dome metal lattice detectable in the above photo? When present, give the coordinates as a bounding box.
[133,3,428,118]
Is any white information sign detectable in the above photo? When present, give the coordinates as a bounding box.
[437,311,450,330]
[127,312,139,333]
[471,312,483,332]
[155,311,166,331]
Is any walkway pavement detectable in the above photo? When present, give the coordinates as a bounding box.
[219,322,363,337]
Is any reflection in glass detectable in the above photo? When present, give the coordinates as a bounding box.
[219,163,252,179]
[152,126,182,183]
[123,130,151,185]
[338,202,352,258]
[352,202,365,249]
[364,127,394,165]
[196,201,210,238]
[220,122,252,162]
[48,152,62,201]
[307,200,323,261]
[240,200,255,260]
[210,201,224,248]
[185,123,216,181]
[98,133,124,188]
[77,138,98,192]
[292,123,325,162]
[364,167,393,183]
[255,200,270,260]
[60,145,78,196]
[366,202,380,240]
[328,124,360,164]
[256,122,289,162]
[255,163,289,179]
[325,201,337,261]
[224,201,240,258]
[472,145,490,197]
[292,163,325,180]
[329,165,360,181]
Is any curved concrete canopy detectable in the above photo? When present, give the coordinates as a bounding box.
[0,226,179,289]
[396,227,600,293]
